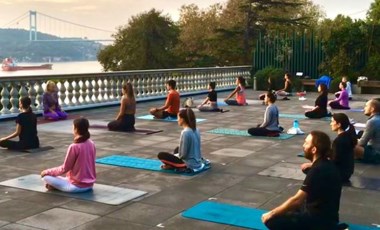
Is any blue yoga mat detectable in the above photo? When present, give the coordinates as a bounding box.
[137,114,206,123]
[206,128,295,140]
[350,108,364,112]
[280,113,308,119]
[182,201,267,229]
[280,113,331,121]
[217,101,228,106]
[182,201,378,230]
[96,155,209,176]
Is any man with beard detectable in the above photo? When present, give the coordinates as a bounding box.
[262,131,342,230]
[355,99,380,164]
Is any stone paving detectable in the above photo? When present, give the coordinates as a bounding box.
[0,90,379,230]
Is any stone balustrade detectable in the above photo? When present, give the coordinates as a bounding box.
[0,66,251,119]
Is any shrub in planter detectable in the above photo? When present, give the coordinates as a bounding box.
[253,67,285,90]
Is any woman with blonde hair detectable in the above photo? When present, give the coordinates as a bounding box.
[108,82,136,131]
[43,80,67,120]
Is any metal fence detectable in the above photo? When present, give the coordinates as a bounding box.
[252,31,324,78]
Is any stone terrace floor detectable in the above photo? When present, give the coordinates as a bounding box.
[0,90,379,230]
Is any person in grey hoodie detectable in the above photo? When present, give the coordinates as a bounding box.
[157,108,209,173]
[248,91,282,137]
[354,99,380,164]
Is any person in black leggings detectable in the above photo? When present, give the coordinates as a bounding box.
[0,97,40,150]
[305,83,329,119]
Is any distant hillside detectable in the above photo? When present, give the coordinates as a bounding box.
[0,29,102,62]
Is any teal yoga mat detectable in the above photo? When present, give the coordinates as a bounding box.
[182,201,378,230]
[182,201,268,229]
[279,113,331,121]
[206,128,295,140]
[137,114,206,123]
[96,155,210,176]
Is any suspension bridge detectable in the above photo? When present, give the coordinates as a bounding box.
[1,10,115,43]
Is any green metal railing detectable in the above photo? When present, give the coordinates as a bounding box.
[252,31,324,78]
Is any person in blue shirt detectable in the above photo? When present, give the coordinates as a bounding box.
[157,108,209,173]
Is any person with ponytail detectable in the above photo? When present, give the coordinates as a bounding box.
[41,118,96,193]
[224,76,247,106]
[157,108,209,173]
[0,97,39,150]
[108,83,136,131]
[305,83,329,119]
[301,113,357,182]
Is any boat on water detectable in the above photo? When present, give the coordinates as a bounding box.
[1,58,53,71]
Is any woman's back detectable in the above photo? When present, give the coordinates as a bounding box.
[17,111,39,148]
[179,128,202,169]
[236,84,246,105]
[123,97,136,115]
[332,131,355,182]
[66,139,96,186]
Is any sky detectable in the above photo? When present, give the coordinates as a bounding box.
[0,0,375,40]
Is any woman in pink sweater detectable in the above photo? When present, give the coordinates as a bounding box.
[41,117,96,193]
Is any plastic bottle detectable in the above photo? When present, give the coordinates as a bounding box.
[293,119,299,129]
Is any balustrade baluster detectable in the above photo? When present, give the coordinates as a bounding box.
[109,76,116,101]
[0,82,11,114]
[35,81,44,110]
[66,80,75,106]
[26,81,37,111]
[93,79,100,103]
[116,77,122,99]
[97,78,105,102]
[73,79,81,106]
[86,80,94,104]
[9,83,19,113]
[80,79,88,105]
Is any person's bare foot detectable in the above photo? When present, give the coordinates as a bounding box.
[45,184,56,191]
[160,164,174,170]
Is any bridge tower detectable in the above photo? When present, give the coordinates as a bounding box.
[29,10,37,41]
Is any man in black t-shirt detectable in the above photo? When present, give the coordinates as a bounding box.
[262,131,342,230]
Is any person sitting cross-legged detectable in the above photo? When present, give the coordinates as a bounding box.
[304,83,329,119]
[248,91,281,137]
[302,113,357,183]
[41,118,96,193]
[107,83,136,132]
[150,80,180,119]
[43,80,67,120]
[198,82,222,112]
[328,82,350,110]
[224,76,247,106]
[262,131,343,230]
[157,108,209,173]
[0,97,40,150]
[354,99,380,164]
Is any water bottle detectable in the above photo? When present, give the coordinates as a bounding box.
[293,119,299,129]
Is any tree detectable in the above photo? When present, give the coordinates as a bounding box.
[217,0,323,64]
[175,4,223,67]
[318,16,369,78]
[97,9,179,71]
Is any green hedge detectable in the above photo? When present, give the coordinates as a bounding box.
[253,66,302,91]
